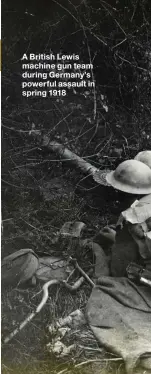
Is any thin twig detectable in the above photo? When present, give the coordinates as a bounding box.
[81,25,97,121]
[75,358,123,368]
[47,111,73,136]
[3,276,85,344]
[3,280,60,344]
[131,0,139,22]
[2,123,30,133]
[56,369,68,374]
[112,38,127,50]
[52,0,79,23]
[100,2,126,36]
[88,30,107,46]
[79,345,103,352]
[1,178,33,190]
[118,54,148,72]
[70,258,95,287]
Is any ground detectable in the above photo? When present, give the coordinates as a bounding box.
[1,97,127,374]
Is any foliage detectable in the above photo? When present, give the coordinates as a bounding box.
[2,0,151,373]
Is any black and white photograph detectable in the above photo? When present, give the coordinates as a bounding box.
[1,1,151,373]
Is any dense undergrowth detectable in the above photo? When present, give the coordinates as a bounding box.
[2,0,151,373]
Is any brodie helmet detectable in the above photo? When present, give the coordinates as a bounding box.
[134,150,151,169]
[106,159,151,194]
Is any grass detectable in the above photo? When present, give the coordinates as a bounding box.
[2,86,147,373]
[1,93,140,374]
[1,168,123,374]
[2,282,125,374]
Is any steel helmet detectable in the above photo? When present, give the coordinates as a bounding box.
[134,150,151,169]
[106,159,151,194]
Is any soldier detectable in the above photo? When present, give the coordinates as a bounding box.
[87,153,151,373]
